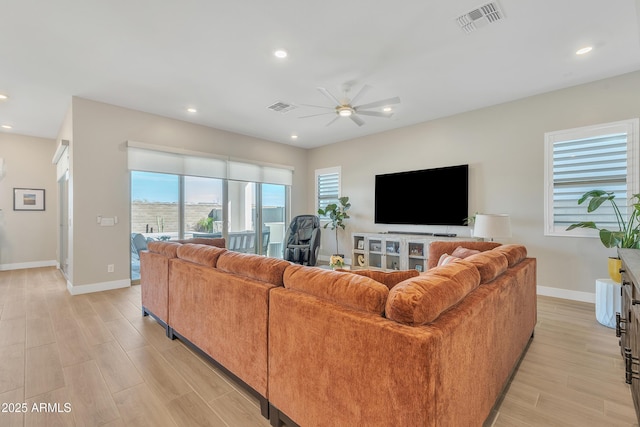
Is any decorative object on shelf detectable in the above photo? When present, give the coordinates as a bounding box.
[357,254,366,267]
[566,190,640,282]
[357,239,364,250]
[329,255,345,269]
[409,246,423,257]
[473,214,511,241]
[415,265,423,272]
[13,188,45,211]
[318,196,351,255]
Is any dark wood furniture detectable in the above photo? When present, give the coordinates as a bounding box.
[617,249,640,422]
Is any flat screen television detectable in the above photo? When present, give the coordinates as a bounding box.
[374,164,468,226]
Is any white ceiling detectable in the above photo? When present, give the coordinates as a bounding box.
[1,0,640,149]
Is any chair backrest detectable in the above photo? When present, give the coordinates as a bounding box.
[284,215,321,266]
[286,215,320,245]
[131,233,148,256]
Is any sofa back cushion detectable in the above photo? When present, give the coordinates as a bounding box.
[336,268,420,290]
[284,265,389,315]
[174,237,226,248]
[463,251,509,283]
[217,251,290,286]
[385,260,481,326]
[147,241,181,258]
[176,243,226,268]
[493,244,527,267]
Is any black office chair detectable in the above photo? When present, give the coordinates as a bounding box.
[283,215,321,266]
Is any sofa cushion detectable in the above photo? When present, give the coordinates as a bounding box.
[147,241,181,258]
[174,237,226,247]
[385,260,481,326]
[336,268,420,290]
[451,246,481,259]
[217,251,290,286]
[493,244,527,267]
[437,253,460,266]
[284,265,389,315]
[427,241,502,269]
[463,251,509,283]
[176,243,226,267]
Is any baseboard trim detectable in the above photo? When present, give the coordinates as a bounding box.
[0,260,57,271]
[537,285,595,304]
[67,278,131,295]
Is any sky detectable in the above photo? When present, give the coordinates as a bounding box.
[131,171,285,206]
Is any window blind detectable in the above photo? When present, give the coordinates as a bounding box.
[317,170,340,216]
[127,141,293,185]
[552,133,628,230]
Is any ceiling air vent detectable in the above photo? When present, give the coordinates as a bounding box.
[267,101,297,113]
[456,2,504,34]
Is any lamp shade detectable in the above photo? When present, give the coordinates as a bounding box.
[473,214,512,240]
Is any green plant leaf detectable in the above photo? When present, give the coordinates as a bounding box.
[600,229,623,248]
[565,222,598,231]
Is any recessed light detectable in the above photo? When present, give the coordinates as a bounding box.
[0,94,8,100]
[383,107,392,113]
[291,134,298,140]
[187,107,197,113]
[1,125,12,129]
[576,46,593,55]
[274,49,288,59]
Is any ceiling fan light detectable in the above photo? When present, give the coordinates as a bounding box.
[338,107,353,117]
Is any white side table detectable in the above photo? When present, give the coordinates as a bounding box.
[595,278,622,328]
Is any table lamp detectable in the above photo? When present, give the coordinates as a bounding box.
[473,214,512,241]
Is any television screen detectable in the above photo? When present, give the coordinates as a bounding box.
[374,164,468,226]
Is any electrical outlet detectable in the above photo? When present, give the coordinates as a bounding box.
[107,264,114,273]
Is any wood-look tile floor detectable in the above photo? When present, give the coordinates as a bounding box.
[0,267,637,426]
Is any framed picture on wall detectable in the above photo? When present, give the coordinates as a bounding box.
[14,188,45,211]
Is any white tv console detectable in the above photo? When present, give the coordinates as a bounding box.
[351,232,475,272]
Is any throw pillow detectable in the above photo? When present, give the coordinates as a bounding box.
[437,253,460,266]
[451,246,481,259]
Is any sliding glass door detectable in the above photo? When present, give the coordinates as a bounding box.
[130,171,179,281]
[131,171,289,279]
[184,176,224,239]
[262,183,286,259]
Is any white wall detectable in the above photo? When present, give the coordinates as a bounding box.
[0,133,57,270]
[308,70,640,301]
[67,97,308,293]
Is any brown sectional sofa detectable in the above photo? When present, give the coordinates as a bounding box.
[140,237,225,335]
[140,239,537,426]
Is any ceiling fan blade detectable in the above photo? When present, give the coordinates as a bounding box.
[299,103,334,110]
[299,112,334,119]
[350,114,365,127]
[355,110,393,118]
[317,87,342,106]
[353,96,401,111]
[349,84,371,106]
[325,115,341,127]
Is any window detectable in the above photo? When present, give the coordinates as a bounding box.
[544,119,639,237]
[128,142,293,280]
[316,167,341,218]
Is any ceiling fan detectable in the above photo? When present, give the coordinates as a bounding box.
[299,85,400,127]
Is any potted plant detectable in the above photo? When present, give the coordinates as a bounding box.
[318,196,351,262]
[566,189,640,282]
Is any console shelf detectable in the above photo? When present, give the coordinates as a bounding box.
[352,232,473,272]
